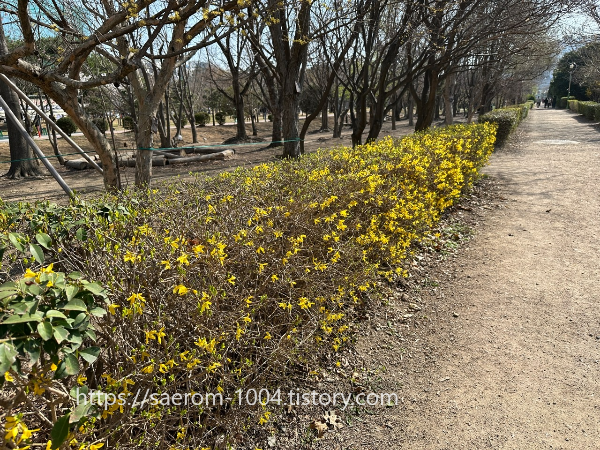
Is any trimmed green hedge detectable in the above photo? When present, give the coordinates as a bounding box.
[478,103,530,146]
[558,97,572,109]
[568,100,579,113]
[577,101,600,121]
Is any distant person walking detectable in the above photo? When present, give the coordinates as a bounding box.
[543,98,548,108]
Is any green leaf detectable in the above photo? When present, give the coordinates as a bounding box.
[11,302,28,314]
[64,353,79,375]
[50,413,71,449]
[67,272,83,280]
[0,343,18,373]
[53,360,67,379]
[84,329,97,341]
[72,312,88,329]
[26,283,41,296]
[2,311,44,324]
[29,243,45,264]
[8,233,24,252]
[82,282,105,296]
[67,331,83,346]
[70,385,89,399]
[63,299,87,311]
[75,227,87,241]
[46,310,68,320]
[70,402,92,423]
[65,285,79,301]
[37,321,53,340]
[53,326,69,343]
[24,340,40,364]
[79,346,100,364]
[0,282,18,300]
[89,307,107,317]
[35,232,52,249]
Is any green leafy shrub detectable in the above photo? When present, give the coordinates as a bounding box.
[215,111,226,125]
[478,102,530,146]
[175,114,188,127]
[576,101,600,121]
[194,111,210,126]
[0,123,497,449]
[558,97,572,109]
[56,117,77,136]
[568,99,579,112]
[122,116,134,130]
[92,118,108,135]
[0,261,109,450]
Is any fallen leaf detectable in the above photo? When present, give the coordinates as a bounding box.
[310,420,328,437]
[323,410,344,430]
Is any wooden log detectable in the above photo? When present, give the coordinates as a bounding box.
[118,156,166,167]
[65,159,92,170]
[185,146,235,155]
[168,150,234,165]
[152,150,184,159]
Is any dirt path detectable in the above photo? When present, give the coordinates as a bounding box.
[318,109,600,449]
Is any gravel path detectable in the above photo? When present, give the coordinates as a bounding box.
[323,109,600,449]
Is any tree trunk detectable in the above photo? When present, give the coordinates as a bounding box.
[250,112,257,136]
[135,108,154,187]
[234,86,248,140]
[408,95,414,126]
[444,72,455,125]
[0,18,41,178]
[263,73,283,147]
[176,78,184,140]
[351,90,368,147]
[43,93,64,166]
[164,87,171,145]
[320,102,329,131]
[415,68,440,131]
[181,66,197,143]
[366,98,385,143]
[281,78,300,157]
[1,78,41,178]
[61,99,120,189]
[189,117,197,143]
[332,86,342,138]
[157,102,170,148]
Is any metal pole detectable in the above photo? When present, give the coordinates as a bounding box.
[0,73,103,174]
[0,94,73,197]
[568,71,572,101]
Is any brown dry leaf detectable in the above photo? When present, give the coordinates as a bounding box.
[310,420,328,437]
[323,410,344,430]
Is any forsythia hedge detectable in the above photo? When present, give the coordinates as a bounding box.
[0,123,497,449]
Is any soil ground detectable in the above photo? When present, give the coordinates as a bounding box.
[303,108,600,449]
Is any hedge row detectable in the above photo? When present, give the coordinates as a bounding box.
[558,97,572,109]
[568,100,600,121]
[0,123,497,449]
[478,101,532,146]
